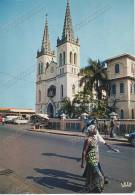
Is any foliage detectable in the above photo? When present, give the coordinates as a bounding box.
[58,97,75,118]
[80,58,110,100]
[58,58,111,119]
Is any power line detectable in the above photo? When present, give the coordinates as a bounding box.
[0,2,112,91]
[0,1,47,33]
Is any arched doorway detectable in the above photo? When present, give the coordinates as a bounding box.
[47,103,54,118]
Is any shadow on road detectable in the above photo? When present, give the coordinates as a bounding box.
[27,168,84,193]
[42,152,81,162]
[114,143,133,148]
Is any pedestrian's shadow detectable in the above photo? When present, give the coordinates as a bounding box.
[42,152,81,162]
[114,143,132,148]
[27,168,84,192]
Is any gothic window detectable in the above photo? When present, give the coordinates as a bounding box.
[120,109,124,119]
[72,84,75,95]
[40,63,43,74]
[130,83,133,94]
[59,53,62,66]
[111,84,116,95]
[132,109,134,119]
[120,83,124,93]
[74,53,77,65]
[38,90,41,102]
[63,52,66,65]
[61,85,63,98]
[70,52,73,64]
[47,85,56,97]
[115,64,120,73]
[72,67,74,73]
[62,68,64,74]
[38,63,40,75]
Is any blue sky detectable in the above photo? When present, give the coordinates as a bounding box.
[0,0,134,109]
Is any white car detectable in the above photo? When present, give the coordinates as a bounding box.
[13,118,29,125]
[5,116,18,123]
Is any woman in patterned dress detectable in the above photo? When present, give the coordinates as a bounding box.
[81,125,104,193]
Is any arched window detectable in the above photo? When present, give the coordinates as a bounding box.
[38,63,40,75]
[130,83,133,94]
[120,109,124,119]
[70,52,73,64]
[112,84,116,95]
[115,64,120,73]
[132,109,134,119]
[134,84,135,94]
[40,63,43,74]
[72,84,75,95]
[74,53,77,65]
[120,83,124,93]
[59,53,62,66]
[38,90,41,103]
[61,85,63,98]
[63,52,66,65]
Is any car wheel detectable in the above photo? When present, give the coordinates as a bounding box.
[131,137,135,147]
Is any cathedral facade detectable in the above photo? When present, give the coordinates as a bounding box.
[36,1,135,119]
[36,0,80,117]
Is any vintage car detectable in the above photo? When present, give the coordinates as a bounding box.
[125,132,135,147]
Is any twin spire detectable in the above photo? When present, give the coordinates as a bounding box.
[37,0,79,57]
[62,0,74,42]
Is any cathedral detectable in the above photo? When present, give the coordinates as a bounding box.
[36,0,80,117]
[36,0,135,119]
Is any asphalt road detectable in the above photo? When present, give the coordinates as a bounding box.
[0,124,134,193]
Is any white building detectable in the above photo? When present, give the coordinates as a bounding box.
[36,1,135,119]
[106,54,135,119]
[36,0,80,117]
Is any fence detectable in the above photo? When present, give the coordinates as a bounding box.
[48,118,135,136]
[48,118,83,132]
[97,119,135,136]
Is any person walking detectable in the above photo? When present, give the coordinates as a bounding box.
[82,118,119,185]
[81,125,104,193]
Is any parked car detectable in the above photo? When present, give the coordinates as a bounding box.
[125,132,135,147]
[4,115,18,124]
[13,118,29,125]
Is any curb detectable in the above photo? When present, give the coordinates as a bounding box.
[28,129,127,143]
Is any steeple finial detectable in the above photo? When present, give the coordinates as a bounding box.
[41,14,52,54]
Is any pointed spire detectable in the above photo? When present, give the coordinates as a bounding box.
[57,0,79,46]
[62,0,74,42]
[41,14,52,54]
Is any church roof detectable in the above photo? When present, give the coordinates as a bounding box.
[106,53,135,62]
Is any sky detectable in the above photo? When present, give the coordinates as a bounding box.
[0,0,134,110]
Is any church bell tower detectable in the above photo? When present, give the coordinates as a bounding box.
[56,0,80,102]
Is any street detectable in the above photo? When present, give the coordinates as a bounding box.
[0,124,134,193]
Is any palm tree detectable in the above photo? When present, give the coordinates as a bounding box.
[80,58,110,100]
[59,97,75,118]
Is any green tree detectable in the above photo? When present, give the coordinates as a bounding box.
[79,58,110,118]
[59,97,75,118]
[73,90,92,117]
[80,58,110,100]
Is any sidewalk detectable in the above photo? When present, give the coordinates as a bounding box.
[0,166,46,193]
[29,128,127,143]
